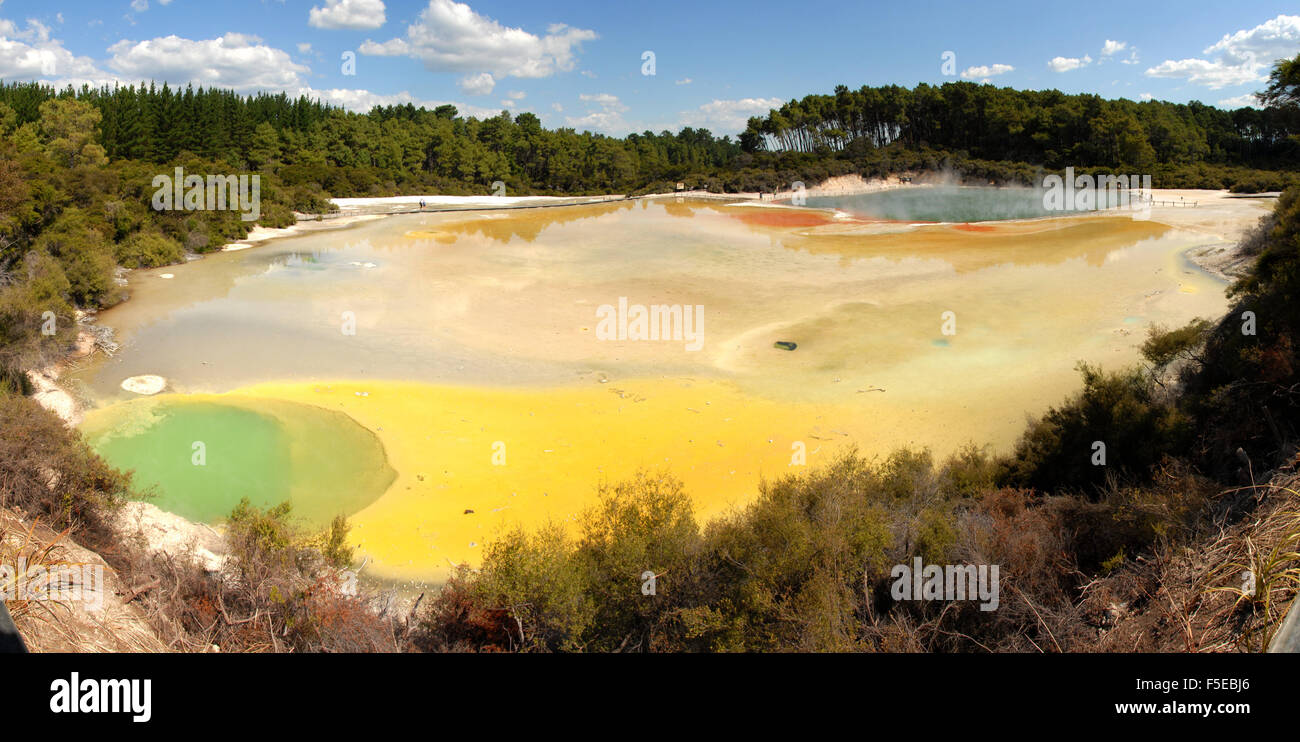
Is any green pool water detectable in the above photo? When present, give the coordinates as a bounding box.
[82,396,396,527]
[802,186,1129,222]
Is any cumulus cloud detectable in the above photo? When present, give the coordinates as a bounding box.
[0,15,101,79]
[1048,55,1091,72]
[1101,40,1127,56]
[1205,14,1300,66]
[1217,93,1262,109]
[458,71,494,95]
[309,0,387,31]
[1145,58,1261,88]
[959,63,1013,80]
[565,93,630,133]
[107,33,310,91]
[359,0,595,84]
[1146,14,1300,89]
[297,85,498,118]
[677,97,783,135]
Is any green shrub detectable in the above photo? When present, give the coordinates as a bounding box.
[703,453,893,651]
[1141,318,1211,369]
[0,392,130,549]
[115,230,184,268]
[1000,362,1192,495]
[227,498,295,559]
[471,524,593,651]
[317,514,355,570]
[574,472,701,652]
[32,208,119,306]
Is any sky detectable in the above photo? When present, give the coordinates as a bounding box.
[0,0,1298,136]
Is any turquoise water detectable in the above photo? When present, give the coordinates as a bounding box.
[801,186,1130,222]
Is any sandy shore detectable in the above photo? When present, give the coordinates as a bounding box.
[1140,189,1274,280]
[221,212,388,251]
[329,194,643,219]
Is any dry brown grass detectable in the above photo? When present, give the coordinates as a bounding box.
[1,507,168,652]
[1079,467,1300,652]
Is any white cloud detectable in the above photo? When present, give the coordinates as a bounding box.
[579,93,622,108]
[1218,93,1262,109]
[23,18,50,42]
[565,92,629,133]
[107,33,310,91]
[675,77,692,85]
[959,63,1013,80]
[677,97,783,135]
[1048,54,1092,72]
[505,90,525,100]
[1101,40,1127,56]
[1145,58,1261,88]
[359,0,595,84]
[298,85,498,118]
[308,0,387,31]
[129,0,173,12]
[1139,92,1153,101]
[1205,14,1300,67]
[0,16,101,79]
[1146,14,1300,89]
[297,42,312,54]
[458,71,494,95]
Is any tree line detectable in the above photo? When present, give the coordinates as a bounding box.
[0,81,741,196]
[740,81,1299,170]
[4,72,1297,203]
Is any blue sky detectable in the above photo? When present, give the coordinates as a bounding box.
[1,0,1298,136]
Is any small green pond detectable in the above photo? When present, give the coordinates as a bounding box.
[82,396,395,527]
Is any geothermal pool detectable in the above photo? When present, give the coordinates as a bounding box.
[801,185,1125,222]
[70,193,1244,580]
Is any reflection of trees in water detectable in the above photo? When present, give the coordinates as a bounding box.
[781,217,1170,273]
[661,200,699,219]
[426,200,638,243]
[278,250,331,269]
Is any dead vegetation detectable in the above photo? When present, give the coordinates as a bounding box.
[1081,466,1300,652]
